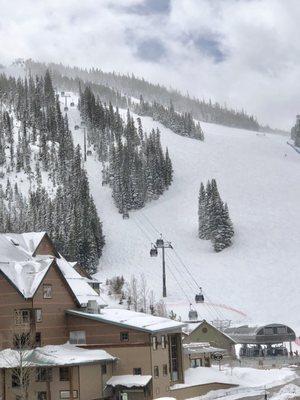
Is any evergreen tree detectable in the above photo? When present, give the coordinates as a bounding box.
[198,179,234,252]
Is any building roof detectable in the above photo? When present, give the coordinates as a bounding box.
[184,320,236,344]
[0,232,46,261]
[66,308,185,333]
[224,324,296,344]
[0,258,53,298]
[183,342,226,355]
[106,375,152,388]
[56,256,104,306]
[0,232,105,306]
[0,344,116,369]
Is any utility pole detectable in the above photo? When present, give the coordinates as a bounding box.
[80,121,87,162]
[150,235,173,298]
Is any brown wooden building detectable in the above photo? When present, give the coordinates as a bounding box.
[0,232,185,400]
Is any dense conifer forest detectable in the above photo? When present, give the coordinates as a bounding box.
[0,71,104,273]
[24,60,260,132]
[79,87,173,213]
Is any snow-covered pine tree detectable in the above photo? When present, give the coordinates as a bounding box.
[198,179,234,251]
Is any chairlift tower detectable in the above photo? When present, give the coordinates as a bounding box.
[150,235,173,298]
[80,121,87,162]
[61,91,71,111]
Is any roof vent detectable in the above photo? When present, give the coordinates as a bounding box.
[87,300,99,314]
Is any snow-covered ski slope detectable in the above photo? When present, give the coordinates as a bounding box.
[67,96,300,330]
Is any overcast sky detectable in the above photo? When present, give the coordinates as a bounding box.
[1,0,300,129]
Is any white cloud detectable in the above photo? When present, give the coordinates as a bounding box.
[0,0,299,129]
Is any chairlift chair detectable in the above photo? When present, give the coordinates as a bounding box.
[122,212,129,219]
[81,121,86,126]
[195,287,204,303]
[74,125,80,130]
[64,106,68,112]
[188,309,198,320]
[70,102,75,107]
[150,246,158,257]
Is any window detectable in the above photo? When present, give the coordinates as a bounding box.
[161,335,166,349]
[69,331,86,345]
[101,364,107,375]
[43,284,52,299]
[14,309,31,325]
[202,327,208,333]
[12,371,20,387]
[37,392,47,400]
[277,326,287,334]
[154,366,159,378]
[13,371,31,390]
[35,309,42,322]
[59,367,69,381]
[36,367,52,382]
[163,364,168,376]
[120,332,129,342]
[133,368,142,375]
[264,327,274,335]
[60,391,78,399]
[35,332,41,347]
[152,336,158,350]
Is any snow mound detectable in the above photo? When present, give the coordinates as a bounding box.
[271,384,300,400]
[172,366,296,389]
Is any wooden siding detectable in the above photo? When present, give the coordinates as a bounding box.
[0,271,32,348]
[32,262,77,345]
[66,314,151,346]
[0,262,77,349]
[184,321,236,358]
[33,233,59,257]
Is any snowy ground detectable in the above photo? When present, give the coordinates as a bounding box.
[66,94,300,332]
[176,365,296,389]
[178,366,298,400]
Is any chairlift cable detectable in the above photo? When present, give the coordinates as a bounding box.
[139,211,161,235]
[165,253,195,297]
[135,212,227,322]
[166,252,196,294]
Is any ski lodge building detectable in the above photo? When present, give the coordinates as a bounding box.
[0,232,235,400]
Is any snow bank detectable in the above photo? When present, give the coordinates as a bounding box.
[172,366,296,389]
[271,384,300,400]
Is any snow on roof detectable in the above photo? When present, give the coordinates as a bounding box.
[0,259,53,298]
[0,344,116,369]
[106,375,152,388]
[0,232,105,305]
[0,232,46,259]
[183,342,226,354]
[55,256,105,306]
[66,308,185,333]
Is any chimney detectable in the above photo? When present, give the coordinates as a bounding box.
[86,300,100,314]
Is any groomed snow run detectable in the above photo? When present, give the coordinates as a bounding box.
[66,94,300,330]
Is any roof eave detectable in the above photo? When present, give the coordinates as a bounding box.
[66,310,184,334]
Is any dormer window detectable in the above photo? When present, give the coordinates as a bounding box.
[43,284,52,299]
